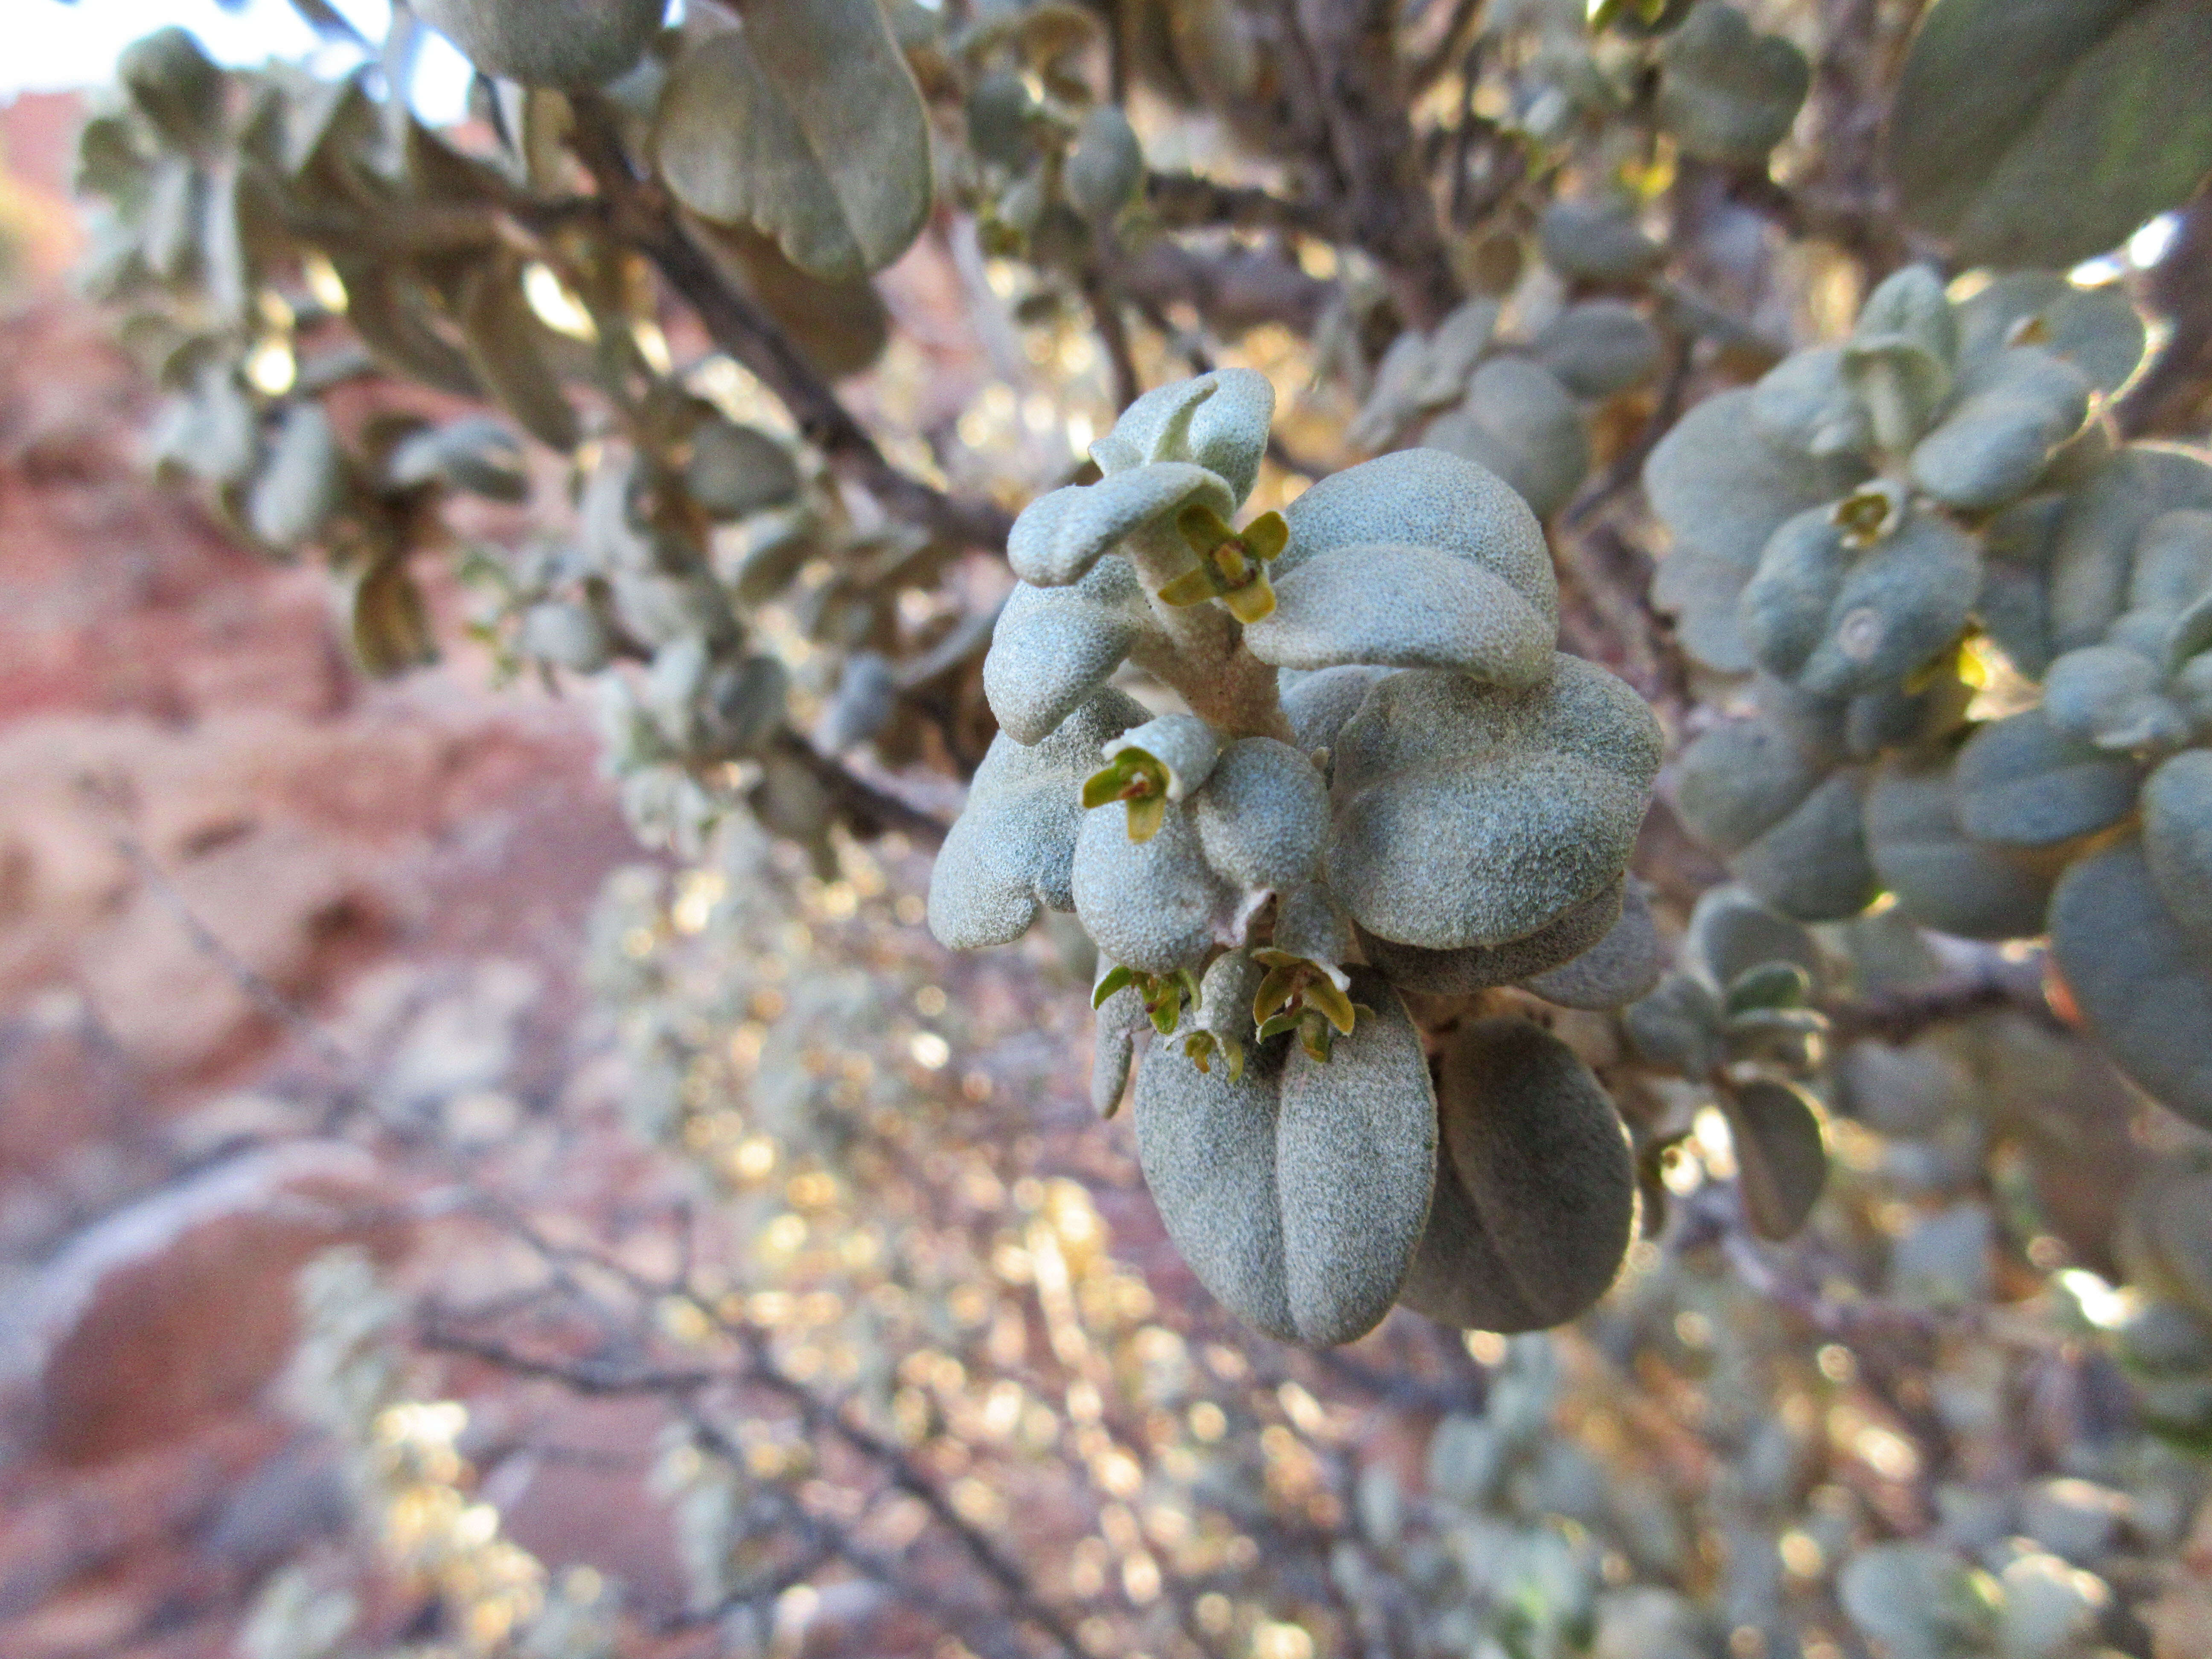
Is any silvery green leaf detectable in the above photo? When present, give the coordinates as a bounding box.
[1272,882,1354,977]
[1532,301,1662,400]
[965,70,1033,170]
[1866,760,2055,941]
[609,567,733,649]
[1885,0,2212,269]
[2049,445,2212,654]
[1750,347,1873,459]
[417,0,663,87]
[1787,512,1982,698]
[1738,507,1849,686]
[247,403,345,546]
[1732,768,1879,922]
[1133,971,1435,1346]
[1327,658,1661,950]
[929,687,1147,951]
[1955,271,2148,397]
[1072,798,1228,974]
[1654,1,1810,164]
[1997,1553,2107,1659]
[2128,508,2212,616]
[519,601,612,673]
[2050,837,2212,1129]
[1191,738,1330,893]
[1721,1078,1826,1240]
[983,558,1164,745]
[1064,105,1143,226]
[684,419,799,519]
[1274,445,1557,625]
[1398,1018,1634,1333]
[1089,369,1274,507]
[1843,265,1958,452]
[1537,197,1663,284]
[1686,883,1822,992]
[2018,1481,2126,1569]
[2142,749,2212,947]
[818,653,898,752]
[2041,643,2173,748]
[1521,879,1662,1010]
[1412,298,1503,408]
[1420,357,1589,521]
[1838,1542,1995,1659]
[1091,973,1147,1117]
[1645,389,1869,671]
[1243,540,1557,684]
[1195,949,1265,1046]
[387,417,530,502]
[653,2,931,278]
[1671,717,1823,856]
[1106,713,1221,800]
[1909,346,2092,511]
[1006,462,1233,587]
[1281,665,1393,753]
[1345,330,1432,451]
[118,26,228,151]
[1623,973,1725,1078]
[1890,1202,1995,1307]
[1953,707,2142,847]
[1361,877,1624,995]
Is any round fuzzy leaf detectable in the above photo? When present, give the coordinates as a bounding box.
[1398,1019,1635,1333]
[1886,0,2212,269]
[1072,794,1227,975]
[928,688,1147,951]
[1531,301,1663,400]
[1953,708,2142,847]
[1190,738,1330,893]
[1954,272,2149,398]
[1360,877,1625,996]
[387,417,530,502]
[1671,716,1823,856]
[1722,1079,1827,1240]
[1799,512,1982,697]
[416,0,664,88]
[1089,369,1275,507]
[247,403,345,547]
[520,602,612,674]
[1537,197,1663,284]
[1007,462,1233,587]
[1091,974,1147,1118]
[1645,389,1870,670]
[1751,347,1874,460]
[1065,105,1144,226]
[984,554,1161,744]
[1686,884,1823,991]
[1839,1543,1995,1659]
[1521,879,1664,1010]
[2041,643,2174,749]
[1241,541,1555,685]
[1274,445,1556,620]
[1732,768,1880,922]
[456,260,579,452]
[1624,974,1726,1078]
[2143,749,2212,946]
[2049,445,2212,655]
[2051,836,2212,1128]
[655,3,933,279]
[1420,357,1589,521]
[684,419,799,519]
[1133,973,1436,1346]
[1656,1,1810,164]
[1909,346,2092,512]
[1281,664,1394,752]
[1327,658,1662,951]
[1866,760,2056,940]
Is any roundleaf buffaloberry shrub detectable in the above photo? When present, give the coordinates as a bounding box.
[53,1,2212,1653]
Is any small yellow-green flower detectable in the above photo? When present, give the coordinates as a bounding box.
[1157,504,1289,623]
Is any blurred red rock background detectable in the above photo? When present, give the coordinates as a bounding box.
[0,90,643,1659]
